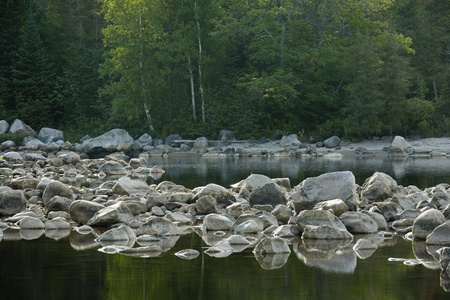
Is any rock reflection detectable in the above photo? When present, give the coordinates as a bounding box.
[20,229,44,240]
[45,229,70,240]
[254,252,290,270]
[294,241,357,274]
[1,227,21,241]
[70,231,100,251]
[412,240,440,269]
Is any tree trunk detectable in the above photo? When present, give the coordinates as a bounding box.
[188,55,197,122]
[195,1,205,123]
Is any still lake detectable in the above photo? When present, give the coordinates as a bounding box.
[1,155,450,299]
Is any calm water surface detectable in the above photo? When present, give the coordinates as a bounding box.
[1,155,450,299]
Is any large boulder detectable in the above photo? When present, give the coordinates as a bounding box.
[19,216,45,229]
[69,200,105,225]
[193,137,209,150]
[38,127,64,143]
[45,196,73,214]
[218,130,236,142]
[391,136,411,149]
[360,172,402,204]
[339,212,378,234]
[248,182,286,207]
[98,161,128,176]
[133,133,152,150]
[296,210,347,232]
[0,187,27,216]
[0,120,9,134]
[135,217,177,236]
[195,195,218,214]
[313,199,348,217]
[8,119,36,137]
[412,209,446,240]
[42,181,73,206]
[192,183,236,207]
[112,177,151,196]
[291,171,358,212]
[202,213,234,231]
[79,129,134,156]
[323,136,341,148]
[426,222,450,245]
[87,201,135,226]
[237,174,274,199]
[301,225,353,240]
[280,134,301,147]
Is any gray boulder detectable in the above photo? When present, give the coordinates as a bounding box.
[87,201,135,226]
[19,216,45,229]
[195,195,218,214]
[271,204,292,224]
[313,199,348,217]
[0,187,27,215]
[202,213,234,231]
[38,127,64,143]
[133,133,152,150]
[58,151,81,165]
[80,129,134,156]
[362,211,388,230]
[193,183,236,207]
[280,134,301,147]
[112,177,151,196]
[97,225,136,244]
[361,172,401,204]
[323,136,341,148]
[425,222,450,245]
[42,181,73,206]
[8,119,36,137]
[0,120,9,134]
[391,136,411,149]
[164,134,182,146]
[218,130,236,142]
[10,176,39,190]
[233,219,263,234]
[237,174,274,199]
[99,161,128,176]
[45,196,73,214]
[297,210,347,232]
[3,151,23,162]
[248,182,286,207]
[224,202,251,218]
[339,212,378,233]
[69,200,105,225]
[301,225,353,240]
[291,171,358,211]
[412,209,446,240]
[194,137,209,150]
[45,217,71,230]
[135,217,177,236]
[253,237,291,254]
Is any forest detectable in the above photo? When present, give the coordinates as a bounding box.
[0,0,449,142]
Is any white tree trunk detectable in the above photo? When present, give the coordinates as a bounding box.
[195,1,205,123]
[188,55,197,122]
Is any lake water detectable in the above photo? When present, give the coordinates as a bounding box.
[1,155,450,299]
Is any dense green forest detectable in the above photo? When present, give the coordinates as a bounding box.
[0,0,449,141]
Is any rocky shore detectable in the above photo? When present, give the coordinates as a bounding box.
[1,119,450,291]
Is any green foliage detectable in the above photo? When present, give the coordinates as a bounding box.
[0,132,28,145]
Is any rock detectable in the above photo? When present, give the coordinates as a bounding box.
[280,134,301,147]
[0,140,16,150]
[224,202,251,218]
[296,210,347,232]
[271,204,292,224]
[426,222,450,245]
[194,137,209,150]
[3,151,23,162]
[205,241,234,258]
[45,217,71,230]
[8,119,36,137]
[353,238,377,259]
[135,217,177,236]
[133,133,152,150]
[374,201,399,222]
[323,136,341,148]
[45,196,73,214]
[24,151,45,161]
[237,174,274,199]
[164,134,182,146]
[248,182,286,207]
[69,200,105,225]
[80,129,134,156]
[42,181,73,206]
[99,161,128,175]
[272,224,300,237]
[97,225,136,244]
[38,127,64,143]
[192,183,236,207]
[58,151,81,165]
[202,213,234,231]
[339,212,378,233]
[0,187,27,216]
[362,211,388,230]
[412,209,446,240]
[253,237,291,254]
[313,199,348,217]
[391,136,411,149]
[175,249,199,260]
[430,191,450,209]
[0,120,9,134]
[360,172,401,204]
[87,201,135,226]
[112,177,151,196]
[233,219,263,234]
[165,212,192,225]
[437,247,450,270]
[218,130,236,143]
[301,224,353,240]
[291,171,358,211]
[168,192,193,203]
[195,195,218,214]
[10,176,39,190]
[19,216,45,229]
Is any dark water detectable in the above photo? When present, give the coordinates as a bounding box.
[1,155,450,299]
